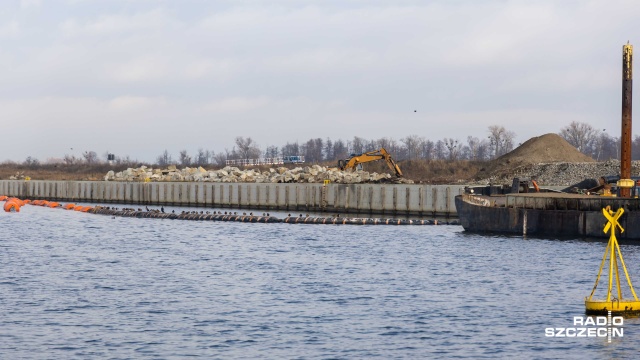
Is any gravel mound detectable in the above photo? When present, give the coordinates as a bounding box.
[500,133,595,164]
[473,133,608,187]
[475,133,595,182]
[476,160,640,187]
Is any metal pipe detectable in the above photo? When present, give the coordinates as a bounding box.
[620,43,633,197]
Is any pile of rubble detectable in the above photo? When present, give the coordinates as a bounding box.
[472,133,632,188]
[477,160,640,187]
[8,172,27,180]
[104,165,414,184]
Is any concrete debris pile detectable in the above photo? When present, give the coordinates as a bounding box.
[8,172,27,180]
[105,165,414,184]
[477,160,640,187]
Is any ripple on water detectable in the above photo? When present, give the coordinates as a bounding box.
[1,207,640,358]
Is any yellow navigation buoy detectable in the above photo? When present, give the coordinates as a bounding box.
[585,207,640,315]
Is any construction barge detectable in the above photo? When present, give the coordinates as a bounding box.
[455,192,640,239]
[457,43,638,240]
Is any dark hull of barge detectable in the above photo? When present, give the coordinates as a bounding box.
[455,193,640,239]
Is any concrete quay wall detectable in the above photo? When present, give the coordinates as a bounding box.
[0,180,465,216]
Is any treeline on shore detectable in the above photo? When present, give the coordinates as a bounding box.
[2,121,633,183]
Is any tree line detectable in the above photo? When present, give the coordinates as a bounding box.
[14,122,635,168]
[150,125,519,166]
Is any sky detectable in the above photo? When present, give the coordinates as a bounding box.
[1,0,639,163]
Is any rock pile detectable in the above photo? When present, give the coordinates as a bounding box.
[475,133,595,182]
[477,160,640,187]
[474,133,616,187]
[104,165,414,184]
[8,172,27,180]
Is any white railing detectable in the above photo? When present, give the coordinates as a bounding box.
[225,158,285,166]
[225,156,306,166]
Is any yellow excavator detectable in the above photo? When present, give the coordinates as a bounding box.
[337,148,403,177]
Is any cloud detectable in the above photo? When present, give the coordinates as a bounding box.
[108,96,165,110]
[60,8,179,37]
[0,20,20,37]
[203,96,270,113]
[20,0,41,9]
[0,0,638,162]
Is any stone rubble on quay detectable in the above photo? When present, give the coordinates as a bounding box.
[478,160,640,187]
[104,164,415,184]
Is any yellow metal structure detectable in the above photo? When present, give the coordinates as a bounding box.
[617,178,635,188]
[338,148,403,177]
[585,207,640,314]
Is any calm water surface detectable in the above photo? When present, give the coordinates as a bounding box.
[2,204,640,359]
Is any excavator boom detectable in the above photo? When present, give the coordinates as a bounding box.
[338,148,403,177]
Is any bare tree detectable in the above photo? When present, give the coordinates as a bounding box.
[332,139,348,160]
[63,154,79,165]
[464,136,490,160]
[281,142,300,157]
[351,136,367,155]
[434,140,446,159]
[235,136,261,159]
[465,136,480,160]
[179,149,192,166]
[264,145,279,159]
[303,138,324,162]
[421,140,435,160]
[602,134,620,161]
[476,140,491,160]
[559,121,598,154]
[156,150,173,166]
[324,138,334,160]
[24,156,40,167]
[212,152,228,167]
[402,135,424,160]
[487,125,516,159]
[83,151,99,164]
[194,148,211,165]
[443,138,462,160]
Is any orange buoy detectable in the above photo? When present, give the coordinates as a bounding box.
[63,203,76,210]
[47,202,60,208]
[80,206,93,212]
[73,205,84,211]
[0,195,7,201]
[3,201,21,212]
[7,198,25,206]
[23,199,31,204]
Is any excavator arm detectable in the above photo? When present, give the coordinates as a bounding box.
[338,148,403,177]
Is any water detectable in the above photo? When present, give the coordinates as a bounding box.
[2,205,640,359]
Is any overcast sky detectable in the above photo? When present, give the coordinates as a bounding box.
[1,0,639,163]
